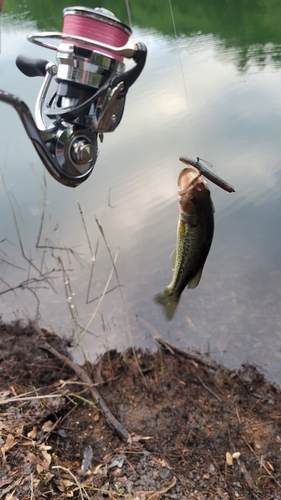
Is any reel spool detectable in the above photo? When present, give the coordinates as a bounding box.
[0,6,147,187]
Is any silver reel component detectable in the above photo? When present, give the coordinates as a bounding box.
[0,6,147,187]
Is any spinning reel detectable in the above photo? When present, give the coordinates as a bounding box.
[0,6,147,187]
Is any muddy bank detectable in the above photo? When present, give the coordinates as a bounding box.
[0,320,281,499]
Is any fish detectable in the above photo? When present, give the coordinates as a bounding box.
[155,166,214,320]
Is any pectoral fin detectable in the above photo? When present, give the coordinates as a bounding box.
[180,213,199,227]
[187,213,199,227]
[188,267,203,289]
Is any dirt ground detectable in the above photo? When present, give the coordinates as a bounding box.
[0,320,281,499]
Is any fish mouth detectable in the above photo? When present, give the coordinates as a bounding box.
[178,166,202,196]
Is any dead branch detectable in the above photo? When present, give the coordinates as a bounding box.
[241,435,281,489]
[0,476,23,499]
[57,255,79,332]
[35,172,47,249]
[77,201,101,304]
[4,179,47,278]
[155,336,218,370]
[77,201,94,258]
[0,271,60,296]
[86,285,123,304]
[79,250,119,342]
[95,216,144,379]
[0,258,25,271]
[39,335,130,442]
[35,183,84,265]
[238,460,257,492]
[196,374,222,403]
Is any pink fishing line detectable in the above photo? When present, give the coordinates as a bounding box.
[63,14,129,61]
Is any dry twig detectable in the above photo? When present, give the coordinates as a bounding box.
[155,336,218,370]
[241,435,281,489]
[196,374,222,403]
[39,334,130,442]
[95,216,144,379]
[0,476,23,499]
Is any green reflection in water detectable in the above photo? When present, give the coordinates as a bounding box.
[4,0,281,71]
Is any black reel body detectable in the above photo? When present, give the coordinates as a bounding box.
[0,6,147,187]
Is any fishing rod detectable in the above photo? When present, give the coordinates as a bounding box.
[0,6,147,187]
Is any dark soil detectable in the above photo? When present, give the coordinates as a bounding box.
[0,320,281,499]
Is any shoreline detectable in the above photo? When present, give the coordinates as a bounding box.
[0,319,280,499]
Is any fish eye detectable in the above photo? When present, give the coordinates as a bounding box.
[190,196,198,204]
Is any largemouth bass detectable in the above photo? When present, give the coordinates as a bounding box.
[155,166,214,320]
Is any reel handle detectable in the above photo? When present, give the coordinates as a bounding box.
[16,55,48,78]
[112,42,147,97]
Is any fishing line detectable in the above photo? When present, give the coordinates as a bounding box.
[197,157,213,168]
[63,13,130,61]
[168,0,196,148]
[124,0,133,30]
[124,0,137,60]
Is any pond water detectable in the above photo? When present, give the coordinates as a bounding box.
[1,0,281,383]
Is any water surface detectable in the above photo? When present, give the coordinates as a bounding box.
[1,1,281,383]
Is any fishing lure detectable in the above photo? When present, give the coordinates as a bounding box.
[179,156,235,193]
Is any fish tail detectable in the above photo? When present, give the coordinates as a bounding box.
[155,288,179,320]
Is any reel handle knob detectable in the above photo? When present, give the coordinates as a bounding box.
[16,54,48,77]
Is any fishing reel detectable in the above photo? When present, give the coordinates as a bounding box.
[0,6,147,187]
